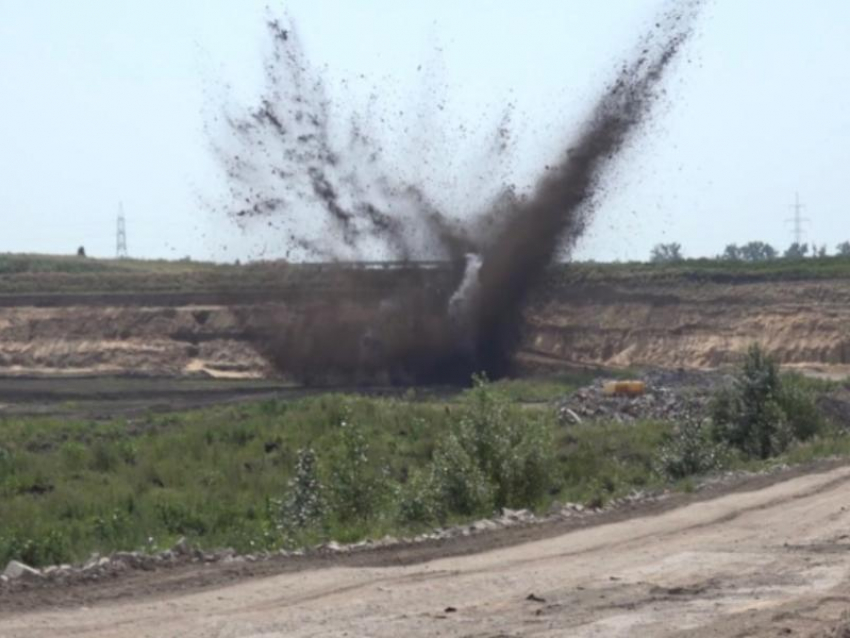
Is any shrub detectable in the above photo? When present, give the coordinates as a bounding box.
[326,416,389,523]
[778,373,828,441]
[425,377,555,520]
[712,345,823,459]
[281,448,325,529]
[656,416,722,480]
[396,468,442,525]
[456,377,555,510]
[429,433,493,518]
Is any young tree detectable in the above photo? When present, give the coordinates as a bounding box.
[282,448,325,529]
[783,243,809,259]
[722,244,741,261]
[837,241,850,257]
[712,345,789,459]
[736,241,777,262]
[650,243,683,264]
[712,344,824,459]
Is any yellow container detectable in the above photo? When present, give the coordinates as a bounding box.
[602,380,647,397]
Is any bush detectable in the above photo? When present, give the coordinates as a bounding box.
[656,417,722,480]
[281,448,325,530]
[712,345,823,459]
[326,416,389,524]
[0,527,72,567]
[778,373,828,441]
[396,468,442,525]
[429,433,494,518]
[424,377,555,520]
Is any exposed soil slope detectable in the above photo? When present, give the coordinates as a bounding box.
[2,274,850,378]
[0,303,269,378]
[522,278,850,373]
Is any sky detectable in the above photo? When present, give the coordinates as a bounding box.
[0,1,848,263]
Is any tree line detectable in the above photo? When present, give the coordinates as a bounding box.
[650,241,850,264]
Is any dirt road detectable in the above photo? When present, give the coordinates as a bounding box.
[3,466,850,637]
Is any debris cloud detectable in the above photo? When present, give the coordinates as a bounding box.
[216,2,704,384]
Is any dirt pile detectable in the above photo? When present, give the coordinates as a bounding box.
[215,2,704,384]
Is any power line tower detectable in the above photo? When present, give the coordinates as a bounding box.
[785,192,810,246]
[116,204,129,259]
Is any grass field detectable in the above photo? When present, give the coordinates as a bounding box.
[3,252,850,296]
[1,374,846,568]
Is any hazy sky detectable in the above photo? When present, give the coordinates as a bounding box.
[1,1,848,262]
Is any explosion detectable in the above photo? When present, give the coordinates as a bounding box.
[215,1,704,384]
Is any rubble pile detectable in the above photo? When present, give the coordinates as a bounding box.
[558,369,733,425]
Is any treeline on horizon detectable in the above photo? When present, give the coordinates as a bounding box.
[647,240,850,264]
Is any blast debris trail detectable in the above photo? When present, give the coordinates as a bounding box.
[217,1,704,384]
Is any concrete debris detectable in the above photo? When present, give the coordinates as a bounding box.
[558,369,733,426]
[500,508,535,524]
[4,560,43,581]
[172,536,191,556]
[0,496,618,591]
[319,541,345,553]
[561,408,583,425]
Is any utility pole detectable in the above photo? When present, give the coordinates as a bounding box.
[116,203,128,259]
[785,193,810,246]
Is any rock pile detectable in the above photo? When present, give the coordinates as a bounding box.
[0,538,247,589]
[558,369,732,425]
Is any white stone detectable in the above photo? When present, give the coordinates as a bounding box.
[3,560,42,581]
[172,536,190,556]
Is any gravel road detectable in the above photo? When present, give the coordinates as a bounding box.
[3,465,850,637]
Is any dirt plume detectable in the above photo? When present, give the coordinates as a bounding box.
[473,4,702,376]
[216,2,704,384]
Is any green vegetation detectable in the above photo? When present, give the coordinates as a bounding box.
[656,416,723,480]
[0,368,847,568]
[0,381,659,566]
[0,253,285,295]
[722,241,777,262]
[479,371,626,402]
[711,345,826,459]
[650,242,684,264]
[549,255,850,286]
[4,251,850,298]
